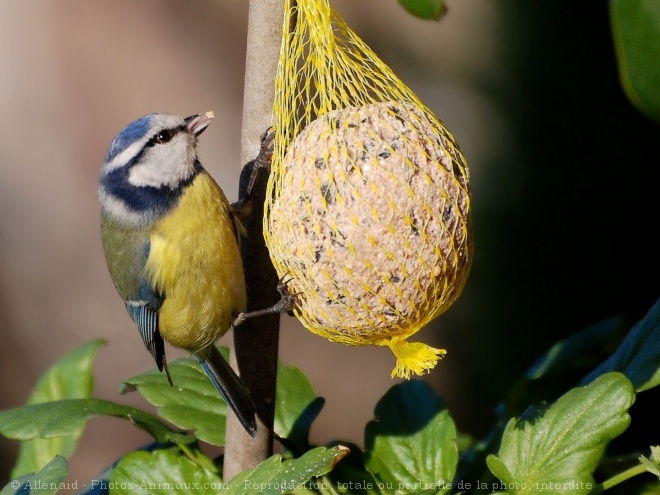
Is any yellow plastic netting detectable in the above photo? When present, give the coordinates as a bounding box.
[264,0,472,378]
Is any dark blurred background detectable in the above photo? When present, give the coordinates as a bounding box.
[1,0,658,487]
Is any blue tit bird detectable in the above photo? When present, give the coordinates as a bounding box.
[99,111,257,436]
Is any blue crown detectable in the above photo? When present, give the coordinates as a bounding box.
[105,114,155,162]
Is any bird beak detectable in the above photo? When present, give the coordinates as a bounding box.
[185,111,215,136]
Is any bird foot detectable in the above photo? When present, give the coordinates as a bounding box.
[232,276,298,328]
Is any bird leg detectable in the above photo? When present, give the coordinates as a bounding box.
[230,129,297,325]
[232,276,298,328]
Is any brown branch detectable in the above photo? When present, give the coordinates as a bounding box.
[223,0,286,480]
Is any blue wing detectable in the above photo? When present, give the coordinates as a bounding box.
[123,242,172,384]
[125,284,164,363]
[101,216,172,383]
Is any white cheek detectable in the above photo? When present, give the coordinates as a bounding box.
[128,158,170,188]
[128,135,195,188]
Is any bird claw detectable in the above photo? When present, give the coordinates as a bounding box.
[275,275,299,316]
[232,275,299,328]
[233,127,276,215]
[254,127,275,170]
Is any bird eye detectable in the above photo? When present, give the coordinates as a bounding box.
[155,129,174,144]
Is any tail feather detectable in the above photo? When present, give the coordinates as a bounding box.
[199,345,257,437]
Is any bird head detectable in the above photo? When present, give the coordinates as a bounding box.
[99,112,214,225]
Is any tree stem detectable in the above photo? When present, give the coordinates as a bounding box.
[223,0,286,480]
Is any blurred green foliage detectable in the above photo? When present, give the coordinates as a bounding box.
[610,0,660,124]
[2,297,660,494]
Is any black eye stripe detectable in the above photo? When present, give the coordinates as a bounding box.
[146,124,186,148]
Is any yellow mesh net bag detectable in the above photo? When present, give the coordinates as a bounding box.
[264,0,472,379]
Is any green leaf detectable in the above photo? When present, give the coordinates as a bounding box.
[397,0,447,21]
[487,372,634,495]
[363,381,457,495]
[526,317,627,380]
[325,442,379,495]
[582,297,660,392]
[2,456,68,495]
[122,353,230,446]
[27,340,105,403]
[123,348,324,448]
[226,446,349,495]
[11,340,105,478]
[651,446,660,464]
[638,446,660,480]
[500,316,631,419]
[610,0,660,123]
[77,443,196,495]
[0,398,187,446]
[274,363,324,453]
[111,449,222,495]
[486,456,512,490]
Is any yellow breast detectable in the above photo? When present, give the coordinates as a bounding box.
[144,170,246,353]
